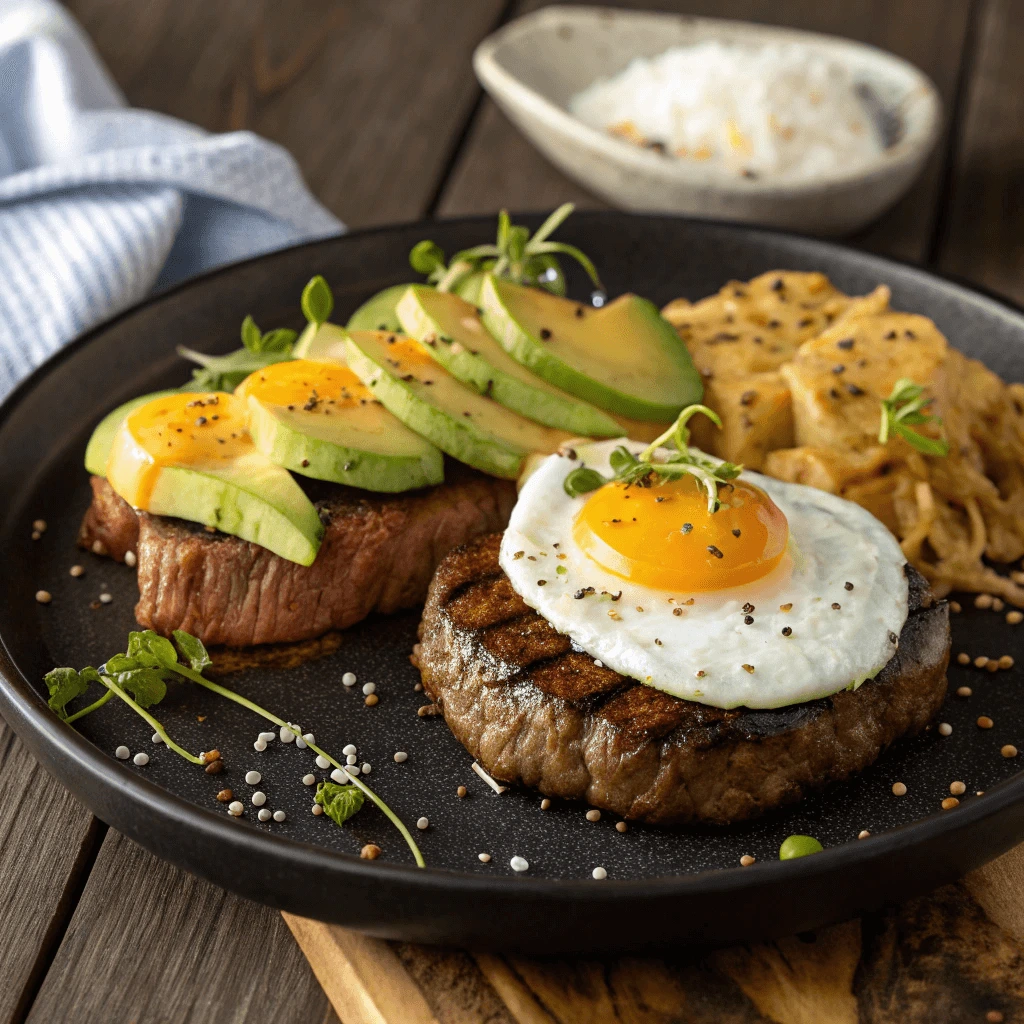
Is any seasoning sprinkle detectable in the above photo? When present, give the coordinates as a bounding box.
[302,774,315,786]
[478,853,492,863]
[35,590,52,605]
[592,866,608,880]
[844,581,854,591]
[361,844,381,860]
[977,716,994,729]
[957,652,970,665]
[739,855,756,867]
[364,694,379,706]
[742,664,755,674]
[975,594,994,610]
[857,830,871,840]
[216,789,233,803]
[1002,745,1018,758]
[831,602,841,611]
[744,615,754,625]
[780,603,792,612]
[892,782,907,796]
[586,809,601,822]
[228,801,244,816]
[342,672,357,686]
[510,856,529,872]
[616,821,628,833]
[999,655,1014,669]
[1007,611,1023,625]
[416,817,429,830]
[707,545,724,559]
[311,803,323,816]
[70,565,85,577]
[942,797,959,810]
[540,798,551,810]
[457,785,467,798]
[938,723,953,737]
[950,781,966,795]
[957,686,973,697]
[393,751,408,763]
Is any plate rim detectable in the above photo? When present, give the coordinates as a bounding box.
[2,210,1023,906]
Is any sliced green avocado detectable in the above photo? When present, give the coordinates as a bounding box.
[85,390,179,476]
[480,275,703,421]
[343,330,574,479]
[346,283,413,333]
[238,360,444,492]
[395,286,623,438]
[293,321,351,362]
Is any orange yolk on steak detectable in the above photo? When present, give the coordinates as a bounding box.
[235,358,373,410]
[573,474,789,592]
[106,391,251,508]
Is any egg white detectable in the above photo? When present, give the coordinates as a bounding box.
[500,439,909,709]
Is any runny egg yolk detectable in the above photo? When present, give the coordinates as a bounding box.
[235,358,372,410]
[106,391,251,508]
[572,474,789,592]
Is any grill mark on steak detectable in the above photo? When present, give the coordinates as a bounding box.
[417,533,951,826]
[79,465,516,647]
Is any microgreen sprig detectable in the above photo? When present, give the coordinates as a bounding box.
[409,203,603,298]
[878,378,950,457]
[45,628,425,868]
[179,312,298,392]
[563,404,743,513]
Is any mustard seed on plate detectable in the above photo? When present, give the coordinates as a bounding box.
[891,782,907,796]
[1002,745,1018,758]
[978,716,994,729]
[950,781,966,796]
[942,797,959,810]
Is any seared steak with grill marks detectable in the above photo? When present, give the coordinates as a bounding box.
[416,533,951,826]
[78,468,516,647]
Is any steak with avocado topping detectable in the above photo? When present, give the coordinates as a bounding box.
[78,466,516,647]
[415,533,951,826]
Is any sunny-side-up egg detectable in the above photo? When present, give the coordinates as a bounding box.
[500,438,908,709]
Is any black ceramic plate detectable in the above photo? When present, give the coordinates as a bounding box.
[2,214,1023,954]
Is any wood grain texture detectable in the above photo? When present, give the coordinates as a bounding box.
[26,830,339,1024]
[935,0,1024,303]
[65,0,507,227]
[437,0,972,264]
[0,717,99,1024]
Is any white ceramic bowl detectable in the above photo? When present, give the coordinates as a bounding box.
[473,6,942,235]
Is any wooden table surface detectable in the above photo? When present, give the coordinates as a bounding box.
[3,1,1024,1021]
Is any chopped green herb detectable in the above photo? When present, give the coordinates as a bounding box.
[879,378,949,456]
[315,781,365,826]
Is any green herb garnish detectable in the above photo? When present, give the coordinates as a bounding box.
[45,629,425,867]
[301,274,334,327]
[411,203,602,299]
[179,312,298,392]
[878,378,949,457]
[563,404,742,513]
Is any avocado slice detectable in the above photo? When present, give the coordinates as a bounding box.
[395,286,623,438]
[85,390,179,476]
[345,283,412,333]
[236,358,444,492]
[343,330,575,479]
[480,275,702,421]
[104,392,323,565]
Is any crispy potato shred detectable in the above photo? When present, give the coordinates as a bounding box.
[662,271,1024,605]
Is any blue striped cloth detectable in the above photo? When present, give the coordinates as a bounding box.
[0,0,343,398]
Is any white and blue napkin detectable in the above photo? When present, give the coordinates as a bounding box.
[0,0,343,399]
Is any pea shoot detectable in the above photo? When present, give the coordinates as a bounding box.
[878,378,949,457]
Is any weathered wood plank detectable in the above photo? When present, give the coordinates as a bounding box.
[0,717,100,1024]
[26,830,338,1024]
[934,0,1024,303]
[437,0,972,264]
[65,0,507,227]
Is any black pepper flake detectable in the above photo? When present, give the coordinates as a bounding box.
[768,319,781,328]
[707,545,724,559]
[655,496,666,503]
[574,306,584,318]
[301,459,310,467]
[904,329,916,339]
[740,390,757,406]
[537,579,547,586]
[539,328,552,340]
[798,316,813,327]
[673,607,683,616]
[195,416,208,426]
[574,587,595,599]
[889,631,898,644]
[832,602,842,610]
[743,615,754,625]
[885,330,897,339]
[682,523,693,534]
[844,581,854,591]
[837,338,855,350]
[654,637,663,645]
[771,278,784,291]
[742,603,755,614]
[732,528,742,538]
[513,551,524,559]
[847,383,865,396]
[832,364,845,374]
[829,387,840,400]
[782,626,793,637]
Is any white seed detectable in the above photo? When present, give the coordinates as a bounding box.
[316,755,330,769]
[361,763,372,775]
[258,808,272,821]
[478,852,491,863]
[362,682,376,695]
[151,732,163,744]
[938,722,953,737]
[115,745,130,759]
[510,856,529,872]
[393,751,408,763]
[99,593,113,604]
[592,866,607,880]
[346,753,357,765]
[280,726,295,743]
[342,672,357,687]
[417,817,429,830]
[245,770,261,785]
[585,809,601,822]
[253,739,267,752]
[251,791,267,807]
[124,550,137,568]
[294,736,307,749]
[259,731,276,742]
[858,830,871,839]
[347,765,360,776]
[35,590,52,604]
[33,519,47,532]
[594,660,603,667]
[133,752,149,766]
[330,768,346,784]
[228,801,244,816]
[273,810,286,822]
[302,774,316,786]
[69,565,85,577]
[302,732,315,745]
[343,744,357,756]
[312,803,324,816]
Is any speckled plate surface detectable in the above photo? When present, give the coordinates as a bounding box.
[1,214,1023,953]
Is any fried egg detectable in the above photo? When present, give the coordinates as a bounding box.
[500,438,908,709]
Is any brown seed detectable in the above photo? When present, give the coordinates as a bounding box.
[779,603,792,612]
[1002,745,1018,758]
[987,659,1000,673]
[31,531,41,541]
[974,655,989,669]
[364,693,379,706]
[540,798,551,810]
[70,565,85,577]
[33,519,47,532]
[857,830,871,840]
[975,594,994,610]
[986,1011,1004,1024]
[891,782,907,796]
[938,723,953,736]
[204,759,224,775]
[360,844,382,860]
[957,686,973,697]
[950,781,966,795]
[742,664,755,674]
[457,785,467,798]
[942,797,960,810]
[740,855,756,867]
[586,809,601,822]
[999,655,1015,669]
[957,652,970,665]
[216,789,233,803]
[91,539,108,556]
[615,821,628,833]
[978,716,994,729]
[417,704,441,717]
[203,749,221,764]
[949,600,962,613]
[993,598,1005,612]
[1007,610,1023,625]
[35,590,52,604]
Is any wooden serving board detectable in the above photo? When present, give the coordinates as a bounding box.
[284,844,1024,1023]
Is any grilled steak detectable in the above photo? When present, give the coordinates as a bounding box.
[78,468,516,647]
[416,533,951,826]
